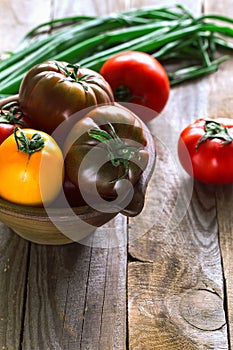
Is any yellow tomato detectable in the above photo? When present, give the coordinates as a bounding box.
[0,128,64,206]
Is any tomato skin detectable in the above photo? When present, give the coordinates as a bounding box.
[0,124,17,145]
[0,128,64,206]
[64,104,150,208]
[52,178,86,208]
[0,102,30,145]
[178,118,233,184]
[99,51,170,120]
[18,60,114,134]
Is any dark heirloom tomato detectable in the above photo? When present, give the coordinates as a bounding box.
[51,178,86,208]
[178,118,233,184]
[18,60,114,134]
[64,104,154,216]
[0,101,29,144]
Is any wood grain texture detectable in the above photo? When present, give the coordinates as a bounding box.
[205,0,233,119]
[216,185,233,350]
[204,1,233,349]
[22,218,127,350]
[0,224,29,350]
[127,0,231,347]
[52,0,130,17]
[128,261,226,350]
[0,0,51,54]
[128,182,228,349]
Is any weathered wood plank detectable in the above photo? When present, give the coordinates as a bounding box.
[22,217,127,350]
[0,225,29,350]
[0,0,51,54]
[52,0,129,17]
[205,0,233,120]
[22,242,93,349]
[216,185,233,350]
[128,261,226,350]
[127,0,230,347]
[204,0,233,348]
[128,180,228,349]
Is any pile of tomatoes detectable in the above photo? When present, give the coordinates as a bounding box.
[1,49,229,210]
[0,52,169,207]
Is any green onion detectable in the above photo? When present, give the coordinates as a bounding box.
[1,4,233,94]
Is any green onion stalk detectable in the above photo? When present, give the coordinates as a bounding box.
[1,4,233,96]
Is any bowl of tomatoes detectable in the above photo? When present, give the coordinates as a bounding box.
[0,90,156,245]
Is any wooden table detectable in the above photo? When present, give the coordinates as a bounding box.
[1,0,233,349]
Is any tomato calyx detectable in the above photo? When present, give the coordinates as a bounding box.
[55,62,92,91]
[196,120,233,150]
[114,85,145,103]
[114,85,132,102]
[0,102,26,126]
[14,127,45,155]
[88,122,140,183]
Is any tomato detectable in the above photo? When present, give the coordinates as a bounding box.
[52,178,86,208]
[0,101,30,144]
[178,118,233,184]
[99,51,170,120]
[0,128,64,206]
[64,104,153,215]
[18,60,114,134]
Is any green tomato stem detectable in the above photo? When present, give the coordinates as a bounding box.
[196,120,233,150]
[88,122,140,182]
[14,127,45,155]
[114,85,132,102]
[0,102,26,126]
[55,62,93,92]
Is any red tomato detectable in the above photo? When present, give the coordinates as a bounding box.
[178,118,233,184]
[100,51,170,120]
[0,101,29,144]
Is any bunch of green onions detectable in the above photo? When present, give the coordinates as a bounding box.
[1,4,233,96]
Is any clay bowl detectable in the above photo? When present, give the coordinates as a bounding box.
[0,96,156,245]
[0,197,118,245]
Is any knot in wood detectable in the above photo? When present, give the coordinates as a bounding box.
[179,289,226,331]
